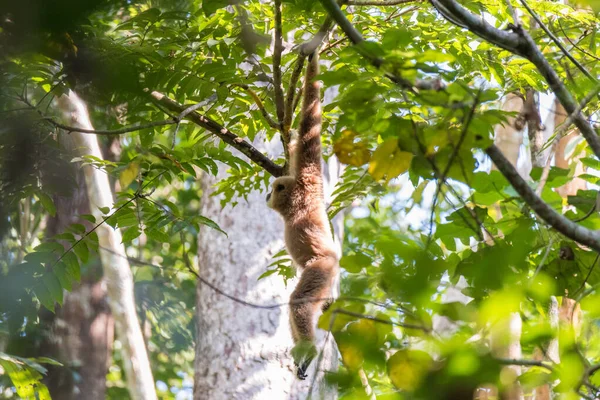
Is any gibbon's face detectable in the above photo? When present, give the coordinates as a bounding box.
[266,176,295,213]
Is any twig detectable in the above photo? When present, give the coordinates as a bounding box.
[21,95,177,135]
[495,357,554,371]
[231,83,281,129]
[283,10,337,135]
[557,19,600,62]
[151,91,284,177]
[518,0,596,83]
[107,243,424,321]
[486,144,600,252]
[573,253,600,298]
[273,0,285,128]
[430,0,600,160]
[319,0,443,91]
[504,0,520,26]
[283,55,307,135]
[347,0,420,4]
[48,172,165,270]
[46,118,175,135]
[536,85,600,196]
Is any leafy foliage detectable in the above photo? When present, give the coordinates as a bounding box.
[2,0,600,398]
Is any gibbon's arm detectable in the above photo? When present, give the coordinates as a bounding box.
[294,53,322,185]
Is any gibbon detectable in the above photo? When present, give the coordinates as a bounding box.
[266,53,338,379]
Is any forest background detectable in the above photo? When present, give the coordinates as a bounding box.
[2,0,600,399]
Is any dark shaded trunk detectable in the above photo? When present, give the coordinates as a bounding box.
[38,134,114,400]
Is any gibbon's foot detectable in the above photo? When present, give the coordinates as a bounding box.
[321,298,334,312]
[296,362,309,380]
[291,341,317,380]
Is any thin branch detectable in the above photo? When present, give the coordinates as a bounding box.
[283,55,307,135]
[106,243,420,318]
[495,358,554,371]
[431,0,600,160]
[21,95,177,135]
[320,0,444,91]
[320,37,346,54]
[557,19,600,62]
[273,0,285,128]
[46,118,175,135]
[573,253,600,298]
[536,84,600,195]
[347,0,420,4]
[518,0,596,83]
[283,10,337,135]
[331,309,431,331]
[151,91,284,177]
[429,0,524,53]
[504,0,520,26]
[485,144,600,252]
[231,83,281,129]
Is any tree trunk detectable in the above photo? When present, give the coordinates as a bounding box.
[40,135,114,400]
[194,138,340,400]
[58,91,157,400]
[492,93,525,176]
[486,94,525,399]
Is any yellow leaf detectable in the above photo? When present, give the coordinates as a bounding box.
[333,130,371,166]
[368,138,413,182]
[387,350,433,391]
[337,334,364,371]
[119,162,139,189]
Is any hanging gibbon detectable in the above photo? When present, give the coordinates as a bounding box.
[266,52,338,380]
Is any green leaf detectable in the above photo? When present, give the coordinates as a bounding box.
[34,281,55,312]
[145,228,169,243]
[43,272,63,306]
[36,192,56,217]
[340,253,372,273]
[197,215,227,236]
[62,252,81,282]
[121,226,141,243]
[73,242,90,264]
[54,262,73,291]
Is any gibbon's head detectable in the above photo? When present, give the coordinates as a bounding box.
[266,176,296,214]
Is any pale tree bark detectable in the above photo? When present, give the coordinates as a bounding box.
[480,93,525,400]
[492,93,526,176]
[40,142,114,400]
[57,91,157,400]
[554,102,586,199]
[194,137,341,400]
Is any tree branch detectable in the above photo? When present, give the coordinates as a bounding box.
[430,0,525,54]
[46,118,175,135]
[20,95,177,135]
[320,0,444,91]
[518,0,596,83]
[272,0,285,128]
[432,0,600,160]
[495,358,554,371]
[231,83,281,129]
[151,91,284,177]
[282,11,337,135]
[347,0,420,4]
[485,144,600,252]
[283,55,307,135]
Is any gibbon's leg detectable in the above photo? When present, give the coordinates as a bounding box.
[289,256,336,379]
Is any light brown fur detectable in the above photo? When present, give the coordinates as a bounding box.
[266,53,338,379]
